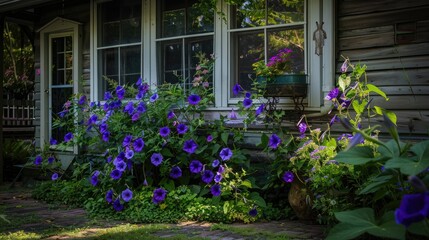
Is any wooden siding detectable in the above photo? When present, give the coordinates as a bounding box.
[336,0,429,136]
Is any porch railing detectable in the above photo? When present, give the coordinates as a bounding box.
[2,92,35,127]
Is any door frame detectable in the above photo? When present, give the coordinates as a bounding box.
[38,17,82,152]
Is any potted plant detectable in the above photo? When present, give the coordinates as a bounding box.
[252,48,307,98]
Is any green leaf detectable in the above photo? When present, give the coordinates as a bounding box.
[326,222,372,240]
[189,185,201,195]
[221,132,229,145]
[335,146,376,165]
[259,133,269,148]
[223,201,230,214]
[338,75,351,92]
[358,175,393,195]
[368,211,405,240]
[367,84,389,100]
[161,148,174,157]
[408,220,429,237]
[249,192,267,208]
[385,141,429,175]
[335,208,375,225]
[352,99,367,115]
[241,180,252,188]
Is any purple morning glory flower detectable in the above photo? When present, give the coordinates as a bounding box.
[115,161,127,172]
[115,152,125,162]
[340,60,348,72]
[298,123,307,137]
[189,160,203,173]
[150,93,159,102]
[202,170,214,184]
[125,149,134,159]
[243,98,252,109]
[232,83,242,96]
[136,77,142,86]
[123,135,133,147]
[249,208,258,217]
[256,104,264,116]
[268,134,281,149]
[51,173,59,181]
[87,114,98,125]
[47,156,55,164]
[176,124,188,135]
[124,102,134,115]
[110,169,122,180]
[219,147,233,161]
[102,131,110,142]
[188,94,201,105]
[170,166,182,179]
[116,86,125,100]
[211,184,221,196]
[34,155,43,165]
[104,91,112,100]
[99,123,108,133]
[78,95,87,105]
[133,138,145,152]
[121,188,133,202]
[90,174,98,186]
[212,159,220,167]
[136,102,146,114]
[131,113,140,121]
[245,92,251,98]
[329,115,339,126]
[214,173,223,183]
[167,111,176,119]
[207,135,213,142]
[64,132,74,142]
[151,153,163,166]
[282,171,294,183]
[50,138,57,145]
[106,189,113,203]
[183,139,198,154]
[152,188,167,204]
[347,133,364,150]
[395,192,429,227]
[113,198,124,211]
[218,165,225,174]
[159,127,171,138]
[325,88,339,101]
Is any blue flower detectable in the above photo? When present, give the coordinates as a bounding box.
[47,156,55,164]
[188,94,201,105]
[110,169,122,180]
[64,132,74,142]
[99,123,108,133]
[395,192,429,227]
[228,109,238,120]
[104,91,112,100]
[78,95,87,105]
[34,155,42,165]
[211,184,221,196]
[51,173,59,181]
[248,208,258,217]
[106,189,113,203]
[90,174,98,186]
[131,113,140,121]
[183,139,198,154]
[124,102,134,115]
[136,77,142,86]
[87,114,98,125]
[159,127,171,138]
[219,147,233,161]
[176,124,188,135]
[150,93,158,102]
[256,104,264,116]
[214,173,222,183]
[206,135,213,142]
[102,131,110,142]
[212,159,220,168]
[152,188,167,204]
[116,86,125,100]
[324,88,339,101]
[136,102,146,114]
[121,188,133,202]
[115,160,127,172]
[125,149,134,159]
[245,92,251,98]
[243,98,253,109]
[232,83,242,96]
[189,160,203,173]
[123,135,133,147]
[282,171,294,183]
[268,134,281,149]
[113,198,124,211]
[133,138,145,152]
[167,111,176,119]
[151,153,163,166]
[201,170,214,184]
[170,166,182,179]
[298,123,307,135]
[49,138,58,145]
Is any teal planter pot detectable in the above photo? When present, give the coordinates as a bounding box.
[257,74,307,97]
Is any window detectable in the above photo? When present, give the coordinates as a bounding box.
[156,0,215,90]
[229,0,305,96]
[96,0,142,96]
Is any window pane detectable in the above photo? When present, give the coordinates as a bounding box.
[188,1,214,34]
[267,0,304,25]
[51,87,73,142]
[267,27,305,73]
[99,48,119,92]
[234,0,266,28]
[102,22,120,46]
[121,46,141,85]
[188,38,213,88]
[162,9,185,37]
[121,18,141,44]
[233,31,264,92]
[160,41,182,84]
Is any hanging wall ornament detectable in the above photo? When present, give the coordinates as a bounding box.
[313,21,327,56]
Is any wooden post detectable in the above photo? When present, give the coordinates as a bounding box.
[0,14,5,184]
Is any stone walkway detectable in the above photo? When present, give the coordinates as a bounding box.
[0,185,326,239]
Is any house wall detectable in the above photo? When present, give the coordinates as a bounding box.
[336,0,429,136]
[33,0,90,148]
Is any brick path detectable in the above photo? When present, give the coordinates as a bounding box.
[0,186,326,239]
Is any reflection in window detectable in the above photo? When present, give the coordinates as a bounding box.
[157,0,214,91]
[97,0,142,98]
[230,0,305,95]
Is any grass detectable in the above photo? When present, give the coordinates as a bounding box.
[211,223,293,240]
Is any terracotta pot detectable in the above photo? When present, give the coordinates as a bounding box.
[288,179,314,220]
